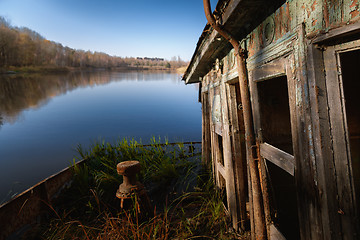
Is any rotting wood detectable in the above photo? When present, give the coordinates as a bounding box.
[226,83,247,232]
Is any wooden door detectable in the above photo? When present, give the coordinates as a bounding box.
[249,56,299,239]
[322,40,360,239]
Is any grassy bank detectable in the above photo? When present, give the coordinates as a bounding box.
[26,138,244,239]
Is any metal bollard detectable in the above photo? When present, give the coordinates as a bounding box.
[116,160,152,215]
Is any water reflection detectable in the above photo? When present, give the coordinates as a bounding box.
[0,70,201,203]
[0,70,179,125]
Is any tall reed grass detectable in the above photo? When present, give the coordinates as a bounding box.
[33,138,243,239]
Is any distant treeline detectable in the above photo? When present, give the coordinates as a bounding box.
[0,17,187,70]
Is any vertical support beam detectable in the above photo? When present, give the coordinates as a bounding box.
[201,90,211,166]
[219,75,239,230]
[291,25,323,239]
[208,75,220,187]
[226,83,247,232]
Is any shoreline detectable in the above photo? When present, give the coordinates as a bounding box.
[0,65,187,75]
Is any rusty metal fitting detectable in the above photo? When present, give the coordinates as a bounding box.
[116,161,151,214]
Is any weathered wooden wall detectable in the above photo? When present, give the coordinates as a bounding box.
[199,0,360,239]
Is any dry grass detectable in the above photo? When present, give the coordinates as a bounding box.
[176,66,187,75]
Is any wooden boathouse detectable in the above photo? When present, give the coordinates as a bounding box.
[183,0,360,239]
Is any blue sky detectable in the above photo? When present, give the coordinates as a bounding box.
[0,0,218,61]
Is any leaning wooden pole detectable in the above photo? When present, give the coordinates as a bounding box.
[202,1,266,239]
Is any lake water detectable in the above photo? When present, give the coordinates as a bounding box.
[0,70,201,203]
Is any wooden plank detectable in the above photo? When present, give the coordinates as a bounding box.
[201,92,206,163]
[201,91,212,165]
[226,83,247,232]
[207,74,220,187]
[212,87,223,136]
[219,74,239,230]
[217,162,226,179]
[260,143,295,176]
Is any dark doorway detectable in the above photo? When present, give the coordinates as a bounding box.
[257,76,299,239]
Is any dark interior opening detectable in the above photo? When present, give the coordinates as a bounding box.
[217,134,225,166]
[257,76,299,239]
[267,161,300,239]
[257,75,293,154]
[340,49,360,219]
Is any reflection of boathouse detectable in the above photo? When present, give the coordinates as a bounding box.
[183,0,360,239]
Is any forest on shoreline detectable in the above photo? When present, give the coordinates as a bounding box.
[0,17,187,73]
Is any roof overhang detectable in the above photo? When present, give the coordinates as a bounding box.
[183,0,285,84]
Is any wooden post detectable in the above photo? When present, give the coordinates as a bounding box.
[219,74,239,230]
[201,90,211,166]
[208,74,220,187]
[226,83,247,232]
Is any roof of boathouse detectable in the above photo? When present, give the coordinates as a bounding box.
[183,0,285,84]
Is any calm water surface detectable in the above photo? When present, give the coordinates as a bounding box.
[0,70,201,202]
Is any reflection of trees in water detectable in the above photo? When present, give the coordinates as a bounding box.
[0,70,178,125]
